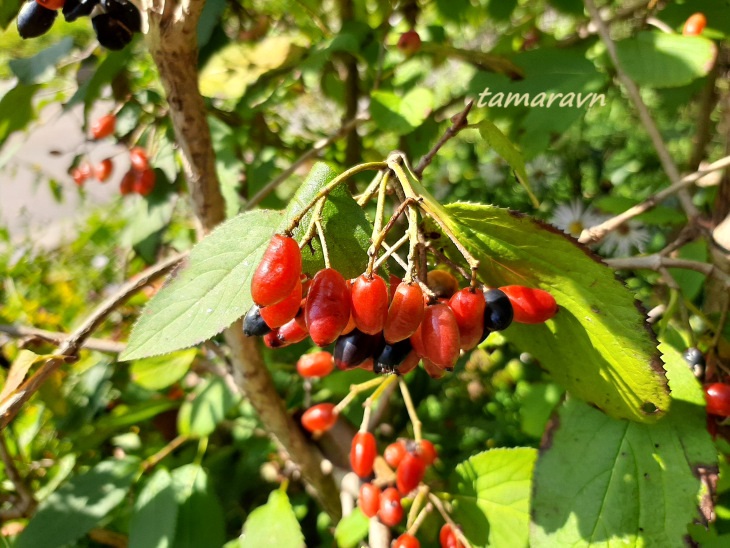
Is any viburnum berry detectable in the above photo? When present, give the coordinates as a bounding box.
[94,158,113,182]
[134,168,156,196]
[263,329,282,348]
[17,1,58,39]
[129,147,149,172]
[397,29,422,56]
[683,13,706,36]
[334,329,383,370]
[396,451,426,494]
[449,288,486,350]
[397,350,420,375]
[71,163,92,186]
[374,338,413,374]
[393,533,420,548]
[420,303,461,368]
[427,270,459,299]
[120,169,136,195]
[260,279,302,328]
[350,431,377,478]
[439,524,464,548]
[384,441,407,469]
[422,358,446,379]
[91,113,116,139]
[359,482,381,518]
[384,282,425,343]
[306,268,352,346]
[35,0,65,11]
[704,383,730,417]
[388,274,402,301]
[417,439,437,465]
[351,274,389,335]
[243,304,272,337]
[296,351,334,378]
[483,288,514,332]
[499,285,557,324]
[301,403,338,433]
[251,235,302,307]
[378,487,403,527]
[275,318,309,347]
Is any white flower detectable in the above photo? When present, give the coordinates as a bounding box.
[478,159,507,187]
[599,221,650,257]
[550,200,602,238]
[526,154,561,189]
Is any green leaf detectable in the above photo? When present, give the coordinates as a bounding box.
[616,32,717,88]
[130,349,197,390]
[530,344,717,546]
[8,38,74,85]
[334,508,369,548]
[0,83,39,149]
[370,89,435,136]
[66,50,132,115]
[593,195,685,226]
[177,376,239,438]
[667,241,708,302]
[171,465,226,548]
[16,458,139,548]
[0,349,45,404]
[240,490,305,548]
[0,0,22,30]
[120,209,281,361]
[441,202,669,422]
[129,469,178,548]
[450,448,537,548]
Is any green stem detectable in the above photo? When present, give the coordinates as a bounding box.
[367,172,391,276]
[399,377,422,443]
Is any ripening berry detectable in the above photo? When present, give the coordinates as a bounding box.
[378,487,403,527]
[449,288,486,350]
[134,168,156,196]
[350,431,377,478]
[374,339,412,374]
[427,270,459,299]
[704,383,730,417]
[243,304,272,337]
[334,329,383,370]
[94,158,113,182]
[72,163,92,186]
[396,451,426,494]
[301,403,338,433]
[297,351,334,378]
[35,0,65,11]
[351,274,389,334]
[483,288,514,333]
[393,533,420,548]
[683,13,706,36]
[120,169,135,195]
[418,439,437,465]
[384,441,407,469]
[251,235,302,307]
[129,147,149,172]
[420,303,461,368]
[397,29,422,56]
[260,279,302,328]
[306,268,352,346]
[388,274,401,301]
[499,285,557,324]
[422,358,447,379]
[384,283,425,343]
[359,483,381,518]
[440,524,464,548]
[91,113,116,139]
[397,350,420,375]
[263,329,282,348]
[275,318,309,347]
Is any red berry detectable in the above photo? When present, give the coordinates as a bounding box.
[394,533,420,548]
[334,329,384,370]
[448,288,486,350]
[351,274,389,335]
[260,279,302,328]
[384,283,425,344]
[384,441,407,469]
[417,440,437,466]
[397,29,422,55]
[120,170,135,195]
[305,268,352,347]
[420,304,461,368]
[263,329,282,348]
[91,113,116,139]
[296,351,334,378]
[397,350,420,375]
[275,318,309,347]
[72,163,92,186]
[251,235,302,307]
[378,487,403,527]
[94,158,113,182]
[301,403,338,433]
[499,285,557,324]
[350,431,377,478]
[422,358,446,379]
[704,383,730,417]
[359,483,381,518]
[440,524,464,548]
[683,13,706,36]
[35,0,65,11]
[427,270,459,299]
[396,452,426,494]
[129,147,149,172]
[388,274,402,302]
[134,168,156,196]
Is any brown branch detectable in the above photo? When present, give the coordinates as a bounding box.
[0,325,126,354]
[0,252,185,429]
[583,0,699,219]
[414,100,474,178]
[606,255,730,288]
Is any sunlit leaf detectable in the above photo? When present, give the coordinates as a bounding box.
[130,348,197,390]
[129,469,178,548]
[240,490,304,548]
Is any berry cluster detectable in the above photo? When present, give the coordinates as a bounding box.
[17,0,141,50]
[244,235,558,378]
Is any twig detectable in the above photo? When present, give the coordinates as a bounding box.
[0,324,126,354]
[428,493,472,548]
[579,154,730,245]
[606,255,730,288]
[0,252,185,429]
[0,431,36,515]
[140,435,188,473]
[583,0,699,219]
[414,101,474,178]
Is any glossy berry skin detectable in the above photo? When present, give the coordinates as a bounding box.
[683,13,706,36]
[35,0,65,10]
[129,147,149,171]
[422,358,446,379]
[704,383,730,417]
[306,268,352,347]
[17,1,57,38]
[394,533,420,548]
[483,288,514,332]
[397,29,422,56]
[378,487,403,527]
[262,329,282,349]
[301,403,337,433]
[351,274,389,334]
[684,347,705,367]
[94,158,113,182]
[91,113,116,139]
[420,304,461,368]
[243,305,272,337]
[350,431,376,478]
[275,318,308,347]
[296,351,334,378]
[449,288,486,350]
[396,452,426,494]
[62,0,97,22]
[374,339,412,374]
[384,283,425,343]
[359,483,381,518]
[418,440,437,466]
[499,285,556,324]
[133,168,156,196]
[260,279,302,328]
[119,170,135,195]
[427,270,459,299]
[440,524,463,548]
[334,329,383,370]
[384,441,407,469]
[251,235,302,307]
[397,350,420,375]
[72,163,92,186]
[92,12,133,50]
